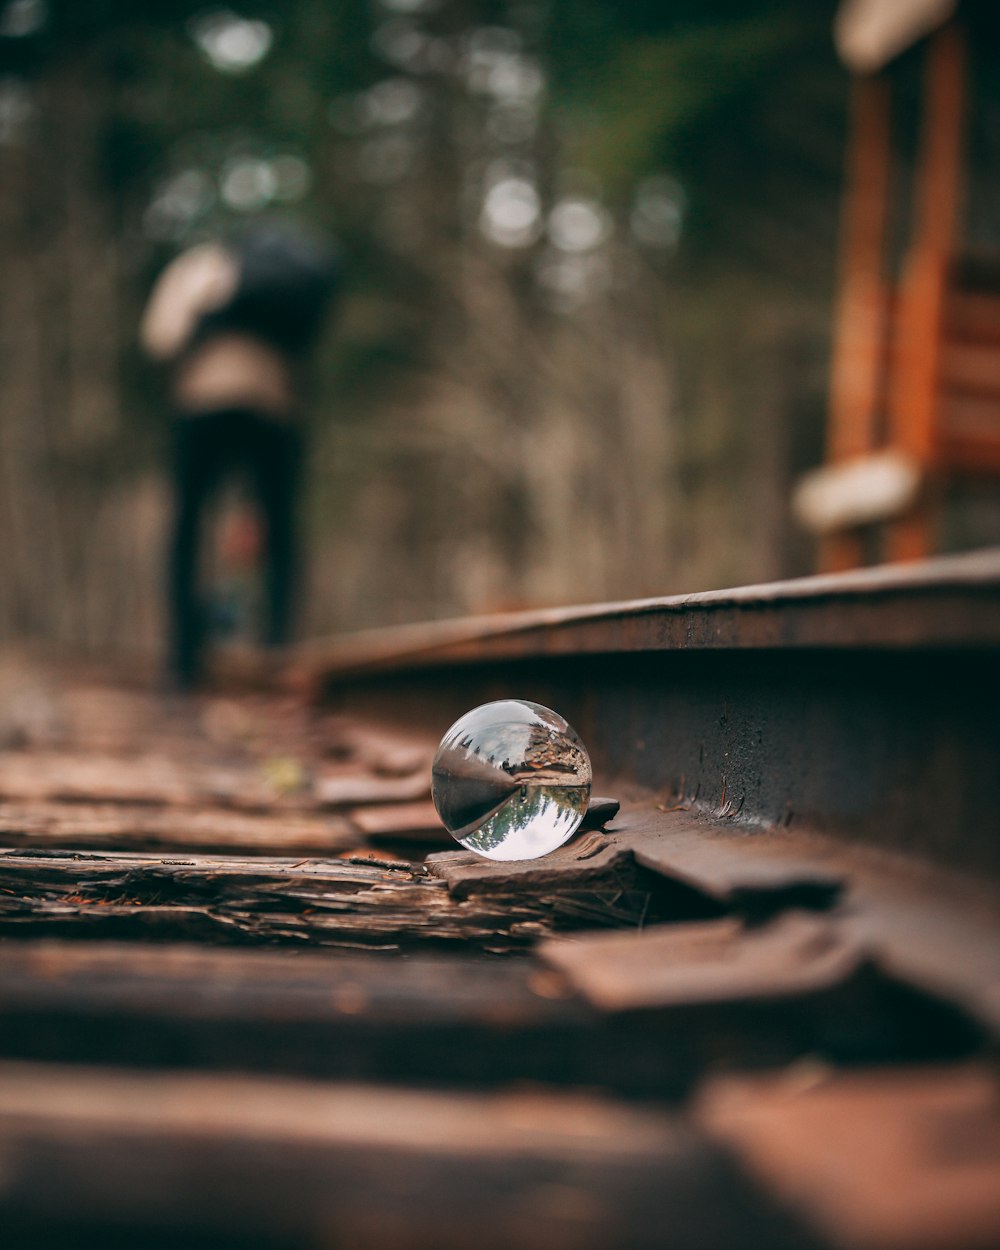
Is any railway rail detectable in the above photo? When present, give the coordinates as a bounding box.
[0,551,998,1249]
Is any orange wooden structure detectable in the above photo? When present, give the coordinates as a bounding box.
[802,2,1000,569]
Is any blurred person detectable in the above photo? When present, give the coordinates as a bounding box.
[141,222,338,688]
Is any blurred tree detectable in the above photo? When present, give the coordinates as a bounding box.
[0,0,857,655]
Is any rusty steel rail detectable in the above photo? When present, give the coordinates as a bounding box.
[299,549,1000,680]
[0,560,999,1250]
[305,550,1000,878]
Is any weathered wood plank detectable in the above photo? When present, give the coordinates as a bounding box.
[539,914,868,1012]
[0,750,314,811]
[0,848,508,951]
[697,1064,1000,1250]
[0,846,692,952]
[627,822,844,914]
[0,800,359,855]
[0,940,637,1091]
[0,795,619,855]
[0,931,980,1094]
[351,798,450,841]
[0,1061,812,1250]
[316,770,430,807]
[609,808,1000,1035]
[427,838,632,894]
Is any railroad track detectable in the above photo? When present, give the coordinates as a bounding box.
[0,552,998,1249]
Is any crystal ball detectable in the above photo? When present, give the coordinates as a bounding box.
[431,699,592,861]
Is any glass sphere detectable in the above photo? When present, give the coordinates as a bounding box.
[431,700,592,861]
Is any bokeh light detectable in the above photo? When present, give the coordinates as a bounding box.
[479,171,541,248]
[189,9,274,75]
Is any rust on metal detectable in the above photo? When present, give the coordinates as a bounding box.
[0,553,998,1247]
[300,550,1000,688]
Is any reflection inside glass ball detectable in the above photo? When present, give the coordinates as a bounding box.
[431,700,592,861]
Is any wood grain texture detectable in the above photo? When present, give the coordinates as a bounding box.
[0,844,685,953]
[0,1061,812,1250]
[698,1064,1000,1250]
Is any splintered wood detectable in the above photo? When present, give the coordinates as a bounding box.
[0,847,661,952]
[0,663,999,1250]
[0,679,681,951]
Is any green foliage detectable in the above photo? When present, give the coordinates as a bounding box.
[462,785,586,855]
[553,14,804,194]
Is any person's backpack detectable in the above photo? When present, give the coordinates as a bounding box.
[200,223,339,355]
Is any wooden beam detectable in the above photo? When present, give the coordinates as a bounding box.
[886,21,966,560]
[822,72,893,572]
[0,844,683,953]
[0,1061,801,1250]
[829,74,893,463]
[698,1064,1000,1250]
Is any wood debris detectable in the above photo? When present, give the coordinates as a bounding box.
[0,663,997,1249]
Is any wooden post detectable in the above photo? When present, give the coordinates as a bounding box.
[886,21,965,562]
[821,73,892,572]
